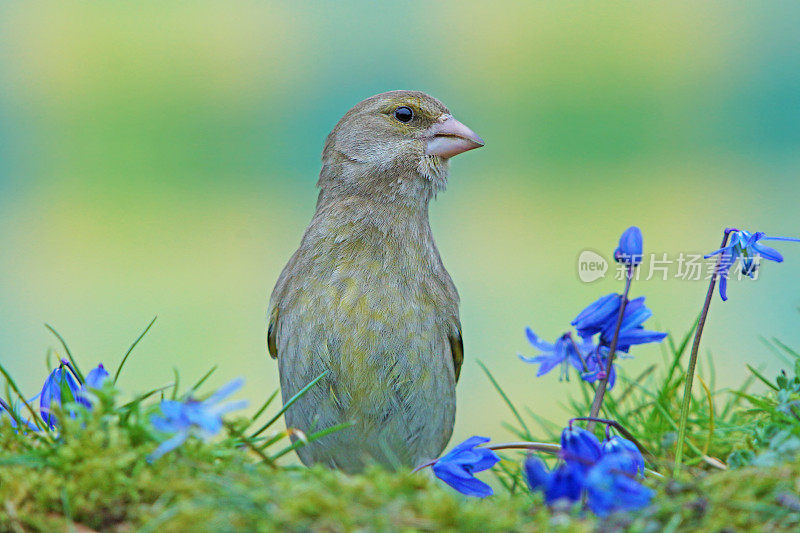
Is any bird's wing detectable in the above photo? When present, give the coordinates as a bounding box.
[267,307,279,359]
[448,322,463,382]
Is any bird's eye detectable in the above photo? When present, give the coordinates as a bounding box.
[393,106,413,123]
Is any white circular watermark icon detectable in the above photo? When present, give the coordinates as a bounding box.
[577,250,608,282]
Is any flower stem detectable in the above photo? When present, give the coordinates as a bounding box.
[587,265,634,430]
[673,229,732,475]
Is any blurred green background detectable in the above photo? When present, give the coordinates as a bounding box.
[2,2,799,448]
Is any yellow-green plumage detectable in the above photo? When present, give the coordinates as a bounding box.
[267,91,482,472]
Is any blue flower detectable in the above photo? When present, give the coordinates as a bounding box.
[39,363,81,429]
[524,456,583,505]
[571,293,621,339]
[706,230,800,301]
[77,364,109,408]
[614,227,643,266]
[519,330,592,379]
[523,454,551,492]
[84,364,109,389]
[527,424,653,516]
[602,436,645,478]
[572,294,666,352]
[712,247,737,302]
[580,347,618,390]
[584,453,655,517]
[599,297,667,352]
[560,425,602,473]
[432,436,501,497]
[148,378,247,461]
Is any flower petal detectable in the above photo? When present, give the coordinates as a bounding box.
[433,459,496,497]
[704,244,733,259]
[752,243,784,263]
[602,436,645,477]
[466,448,501,472]
[525,328,554,352]
[446,436,491,456]
[584,453,654,516]
[561,426,602,470]
[571,294,620,336]
[533,353,564,377]
[761,236,800,243]
[84,364,109,389]
[147,431,189,462]
[203,377,245,406]
[544,462,583,504]
[524,456,552,492]
[719,275,729,301]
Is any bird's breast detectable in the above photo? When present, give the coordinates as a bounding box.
[271,216,460,470]
[301,233,454,325]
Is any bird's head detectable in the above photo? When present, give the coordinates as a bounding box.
[318,90,483,206]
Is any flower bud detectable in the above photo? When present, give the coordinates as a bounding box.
[560,425,602,472]
[39,366,81,428]
[602,436,645,477]
[614,226,643,266]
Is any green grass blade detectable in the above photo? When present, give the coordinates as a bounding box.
[676,316,699,356]
[720,374,754,420]
[501,422,532,442]
[44,323,85,384]
[250,389,280,423]
[493,459,518,494]
[113,316,157,384]
[0,386,22,428]
[729,390,772,410]
[0,454,48,467]
[0,362,50,434]
[746,364,778,391]
[171,368,180,400]
[524,406,560,439]
[236,389,281,433]
[119,384,175,411]
[616,365,656,405]
[252,429,294,450]
[478,360,532,440]
[189,366,218,395]
[250,370,329,439]
[771,337,800,360]
[224,421,277,468]
[578,379,593,412]
[618,375,704,457]
[492,469,513,494]
[758,336,793,366]
[270,421,353,461]
[707,350,717,392]
[664,318,698,386]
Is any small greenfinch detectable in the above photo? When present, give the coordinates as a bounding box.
[268,91,483,472]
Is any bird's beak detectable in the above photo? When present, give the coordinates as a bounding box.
[424,114,484,158]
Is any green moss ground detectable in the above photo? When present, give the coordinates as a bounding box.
[1,412,799,533]
[3,328,800,531]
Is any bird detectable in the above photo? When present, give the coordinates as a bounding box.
[267,90,483,473]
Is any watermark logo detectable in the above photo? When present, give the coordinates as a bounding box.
[576,250,761,284]
[577,250,608,282]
